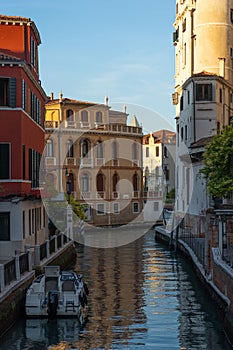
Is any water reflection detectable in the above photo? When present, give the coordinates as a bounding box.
[0,230,231,349]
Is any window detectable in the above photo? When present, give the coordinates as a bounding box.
[96,140,103,158]
[81,110,88,122]
[81,139,89,157]
[156,146,159,157]
[133,173,139,191]
[96,111,103,123]
[46,139,53,157]
[0,77,16,107]
[180,95,184,111]
[146,147,149,157]
[66,109,74,121]
[30,36,36,67]
[183,43,186,66]
[231,9,233,23]
[181,127,184,141]
[97,172,104,192]
[113,172,119,192]
[0,143,10,179]
[30,91,41,124]
[113,203,119,214]
[67,139,74,158]
[0,212,10,241]
[196,83,213,101]
[132,202,139,213]
[22,79,26,110]
[187,90,190,104]
[164,146,168,158]
[112,140,118,159]
[182,18,186,32]
[29,149,41,188]
[82,173,89,192]
[97,203,105,215]
[185,125,188,140]
[219,88,222,103]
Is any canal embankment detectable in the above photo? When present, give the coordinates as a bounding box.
[155,225,233,346]
[0,232,76,338]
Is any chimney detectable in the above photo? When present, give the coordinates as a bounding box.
[123,104,127,113]
[59,91,63,102]
[50,92,54,100]
[105,96,109,106]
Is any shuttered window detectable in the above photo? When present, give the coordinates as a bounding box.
[0,78,16,107]
[196,83,213,101]
[0,212,10,241]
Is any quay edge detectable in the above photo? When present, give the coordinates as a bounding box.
[0,242,76,339]
[155,226,233,347]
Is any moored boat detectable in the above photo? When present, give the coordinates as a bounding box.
[25,266,88,320]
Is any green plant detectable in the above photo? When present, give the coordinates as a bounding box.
[200,125,233,197]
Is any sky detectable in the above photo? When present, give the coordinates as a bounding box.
[1,0,176,133]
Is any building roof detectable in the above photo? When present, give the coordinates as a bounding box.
[143,129,176,145]
[190,136,213,148]
[46,98,97,108]
[0,14,41,44]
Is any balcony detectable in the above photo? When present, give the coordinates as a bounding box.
[80,157,93,168]
[80,191,92,200]
[95,158,105,167]
[132,159,139,167]
[112,191,120,199]
[65,157,76,166]
[96,191,106,199]
[132,191,140,198]
[45,157,56,166]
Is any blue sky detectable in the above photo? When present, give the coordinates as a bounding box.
[1,0,176,132]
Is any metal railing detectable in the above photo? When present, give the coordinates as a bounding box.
[0,232,71,293]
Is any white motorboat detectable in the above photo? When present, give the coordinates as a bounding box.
[25,266,88,319]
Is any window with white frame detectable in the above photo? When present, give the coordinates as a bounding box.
[132,202,139,213]
[97,203,105,215]
[113,202,119,214]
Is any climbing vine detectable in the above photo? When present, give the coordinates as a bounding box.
[200,125,233,197]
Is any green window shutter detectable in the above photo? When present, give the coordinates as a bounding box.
[8,78,16,108]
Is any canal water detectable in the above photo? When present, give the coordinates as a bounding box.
[0,230,232,350]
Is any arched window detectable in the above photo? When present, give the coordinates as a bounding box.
[96,111,103,123]
[66,139,74,158]
[66,109,74,121]
[113,172,119,192]
[132,142,138,160]
[46,139,53,157]
[133,173,139,191]
[112,140,118,160]
[82,173,89,192]
[97,172,104,192]
[80,139,89,158]
[96,140,103,158]
[81,110,88,122]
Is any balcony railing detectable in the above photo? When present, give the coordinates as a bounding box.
[45,121,142,135]
[80,157,93,168]
[66,157,76,166]
[45,157,56,166]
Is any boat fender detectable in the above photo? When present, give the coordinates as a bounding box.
[84,282,89,296]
